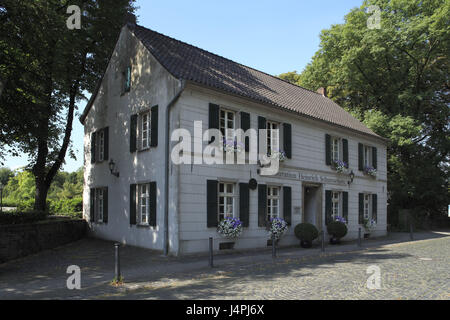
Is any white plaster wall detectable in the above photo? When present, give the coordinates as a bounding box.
[82,26,181,253]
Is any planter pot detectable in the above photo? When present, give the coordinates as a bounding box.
[329,237,341,245]
[300,240,312,248]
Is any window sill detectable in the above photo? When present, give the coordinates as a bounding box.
[136,223,152,228]
[137,147,151,153]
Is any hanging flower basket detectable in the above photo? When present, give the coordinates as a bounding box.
[331,160,348,173]
[268,217,288,241]
[217,217,243,240]
[363,165,377,178]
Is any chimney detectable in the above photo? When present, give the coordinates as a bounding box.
[317,87,327,97]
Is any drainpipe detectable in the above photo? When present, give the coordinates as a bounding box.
[164,80,186,256]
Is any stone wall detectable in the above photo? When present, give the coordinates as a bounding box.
[0,219,87,263]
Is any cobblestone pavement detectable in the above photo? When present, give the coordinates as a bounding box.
[0,232,449,300]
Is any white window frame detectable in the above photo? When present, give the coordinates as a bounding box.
[266,120,279,157]
[97,130,105,162]
[331,191,341,220]
[364,193,372,220]
[218,182,235,221]
[138,183,150,225]
[331,137,341,162]
[140,111,151,150]
[219,108,236,143]
[364,145,372,167]
[267,186,280,221]
[96,188,104,223]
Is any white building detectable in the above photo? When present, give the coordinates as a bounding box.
[80,23,388,255]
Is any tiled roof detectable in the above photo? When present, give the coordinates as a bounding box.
[82,23,383,140]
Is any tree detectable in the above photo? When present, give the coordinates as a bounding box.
[0,1,136,211]
[0,167,13,186]
[284,0,449,222]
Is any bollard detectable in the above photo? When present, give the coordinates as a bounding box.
[321,230,325,252]
[114,243,121,281]
[209,237,214,268]
[409,222,414,240]
[272,234,276,259]
[358,227,362,247]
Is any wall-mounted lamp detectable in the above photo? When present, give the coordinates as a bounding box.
[109,159,120,177]
[348,170,355,185]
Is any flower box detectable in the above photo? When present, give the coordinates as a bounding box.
[331,160,348,173]
[363,165,377,178]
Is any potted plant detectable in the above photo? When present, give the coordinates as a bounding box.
[327,219,348,244]
[363,218,377,238]
[268,217,288,243]
[217,217,243,244]
[294,223,319,248]
[331,160,348,173]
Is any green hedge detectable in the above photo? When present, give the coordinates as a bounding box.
[0,210,48,225]
[10,197,83,217]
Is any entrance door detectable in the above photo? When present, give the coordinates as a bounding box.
[303,184,322,230]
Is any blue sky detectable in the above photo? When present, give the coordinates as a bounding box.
[3,0,363,172]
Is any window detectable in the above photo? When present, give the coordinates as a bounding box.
[139,184,150,225]
[96,189,104,222]
[141,111,150,149]
[364,145,372,167]
[219,108,235,142]
[218,182,235,221]
[267,121,279,156]
[331,137,340,162]
[364,193,371,220]
[123,66,131,93]
[331,191,340,220]
[267,186,280,221]
[98,130,105,162]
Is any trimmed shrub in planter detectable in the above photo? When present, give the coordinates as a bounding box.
[327,221,348,244]
[294,223,319,248]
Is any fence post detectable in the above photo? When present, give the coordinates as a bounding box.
[321,230,325,252]
[114,243,121,281]
[272,234,276,259]
[209,237,214,268]
[358,227,362,247]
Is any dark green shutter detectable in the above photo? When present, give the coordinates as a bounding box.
[208,103,220,143]
[342,191,348,222]
[258,184,267,227]
[149,182,157,227]
[90,188,95,222]
[283,186,292,226]
[359,193,364,224]
[103,127,109,161]
[130,184,137,225]
[239,183,250,227]
[342,138,348,167]
[372,147,377,169]
[103,187,108,223]
[130,114,138,153]
[372,194,377,222]
[325,134,331,165]
[207,180,218,228]
[358,143,364,171]
[150,105,158,147]
[241,112,250,152]
[258,116,267,155]
[91,132,96,163]
[325,190,332,225]
[283,123,292,159]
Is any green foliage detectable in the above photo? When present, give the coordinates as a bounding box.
[0,167,13,185]
[294,223,319,241]
[284,0,450,223]
[327,221,348,239]
[0,210,47,225]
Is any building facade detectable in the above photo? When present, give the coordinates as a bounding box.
[80,23,388,255]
